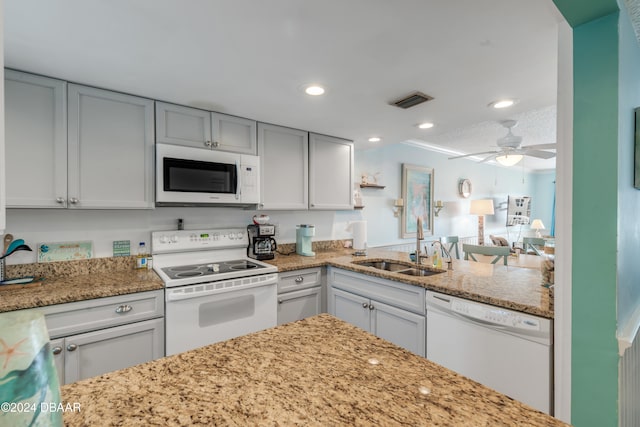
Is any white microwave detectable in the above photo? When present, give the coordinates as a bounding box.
[156,144,260,207]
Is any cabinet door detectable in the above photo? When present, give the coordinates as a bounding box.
[64,318,164,384]
[371,300,425,357]
[309,133,354,210]
[50,337,65,386]
[155,102,212,149]
[277,287,322,326]
[67,84,154,209]
[211,112,257,154]
[258,123,308,210]
[330,288,371,332]
[5,70,67,208]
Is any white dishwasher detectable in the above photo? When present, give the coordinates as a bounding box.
[426,291,553,414]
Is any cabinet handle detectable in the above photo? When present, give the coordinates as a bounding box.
[115,304,133,314]
[362,302,369,309]
[278,299,283,304]
[52,346,62,355]
[369,304,375,310]
[295,276,304,283]
[56,197,65,204]
[205,141,212,147]
[213,141,220,148]
[66,344,77,352]
[69,198,79,205]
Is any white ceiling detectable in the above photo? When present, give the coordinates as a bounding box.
[4,0,564,170]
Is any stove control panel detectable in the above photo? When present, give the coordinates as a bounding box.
[151,228,248,253]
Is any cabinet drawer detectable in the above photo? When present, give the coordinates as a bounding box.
[35,290,164,339]
[278,268,321,293]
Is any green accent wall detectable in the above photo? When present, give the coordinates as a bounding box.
[571,12,620,426]
[553,0,617,27]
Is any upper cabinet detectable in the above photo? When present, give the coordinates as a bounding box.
[156,102,257,155]
[258,123,308,210]
[5,70,68,208]
[309,133,354,210]
[67,84,155,209]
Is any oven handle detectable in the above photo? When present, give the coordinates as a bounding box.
[166,276,277,302]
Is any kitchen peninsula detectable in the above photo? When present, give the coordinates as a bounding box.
[61,314,566,426]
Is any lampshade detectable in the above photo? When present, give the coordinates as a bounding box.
[531,219,545,230]
[469,199,495,215]
[495,154,523,166]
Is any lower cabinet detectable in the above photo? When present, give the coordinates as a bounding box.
[50,318,163,385]
[277,267,323,325]
[328,267,426,357]
[36,290,164,385]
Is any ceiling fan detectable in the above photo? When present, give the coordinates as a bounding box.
[448,120,556,166]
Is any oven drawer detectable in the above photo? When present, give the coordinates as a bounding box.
[35,290,164,339]
[278,268,322,293]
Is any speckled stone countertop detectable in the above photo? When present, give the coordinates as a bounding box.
[268,247,553,318]
[61,314,568,426]
[0,257,163,313]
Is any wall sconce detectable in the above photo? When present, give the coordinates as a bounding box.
[433,200,444,217]
[393,198,404,217]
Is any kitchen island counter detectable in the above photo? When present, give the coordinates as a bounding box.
[267,248,553,318]
[62,314,568,426]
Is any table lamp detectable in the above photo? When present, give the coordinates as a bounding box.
[470,199,495,245]
[531,219,545,238]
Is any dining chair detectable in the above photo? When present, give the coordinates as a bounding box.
[439,236,460,259]
[462,244,510,265]
[523,237,545,256]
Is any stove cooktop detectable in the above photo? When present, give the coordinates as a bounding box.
[160,259,267,280]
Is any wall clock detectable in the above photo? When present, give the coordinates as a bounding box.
[459,179,472,198]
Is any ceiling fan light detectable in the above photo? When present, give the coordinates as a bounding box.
[495,154,523,166]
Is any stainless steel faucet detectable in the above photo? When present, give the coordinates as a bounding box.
[432,241,453,270]
[416,216,424,266]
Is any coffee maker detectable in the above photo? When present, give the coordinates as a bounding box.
[247,224,277,260]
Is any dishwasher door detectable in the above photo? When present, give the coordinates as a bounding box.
[426,291,553,414]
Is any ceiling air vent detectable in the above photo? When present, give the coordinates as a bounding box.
[390,91,434,109]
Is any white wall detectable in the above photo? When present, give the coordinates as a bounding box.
[356,142,542,247]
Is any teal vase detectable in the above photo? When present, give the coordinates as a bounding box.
[0,311,62,427]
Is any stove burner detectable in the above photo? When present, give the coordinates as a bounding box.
[168,265,200,272]
[229,264,257,270]
[174,271,204,278]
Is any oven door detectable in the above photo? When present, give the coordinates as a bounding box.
[156,143,241,205]
[165,278,277,356]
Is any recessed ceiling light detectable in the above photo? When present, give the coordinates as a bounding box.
[418,122,434,129]
[488,99,516,109]
[304,85,325,96]
[368,137,381,142]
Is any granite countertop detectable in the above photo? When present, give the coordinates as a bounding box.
[0,257,164,313]
[268,247,553,318]
[61,314,568,426]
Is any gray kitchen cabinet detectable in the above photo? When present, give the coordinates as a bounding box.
[35,290,164,385]
[277,267,323,325]
[309,133,354,210]
[4,69,68,208]
[257,123,309,210]
[68,84,155,209]
[156,102,257,154]
[328,267,425,356]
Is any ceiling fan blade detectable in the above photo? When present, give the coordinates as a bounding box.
[522,143,556,150]
[448,150,499,160]
[480,153,500,163]
[520,149,556,159]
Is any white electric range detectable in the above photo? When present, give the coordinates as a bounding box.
[152,227,278,356]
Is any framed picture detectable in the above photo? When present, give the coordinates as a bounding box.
[506,196,532,226]
[635,107,640,189]
[401,164,434,238]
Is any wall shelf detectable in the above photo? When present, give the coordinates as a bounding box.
[360,184,385,189]
[354,205,364,210]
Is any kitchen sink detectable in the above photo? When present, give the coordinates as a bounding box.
[397,268,446,277]
[353,260,414,272]
[352,259,446,277]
